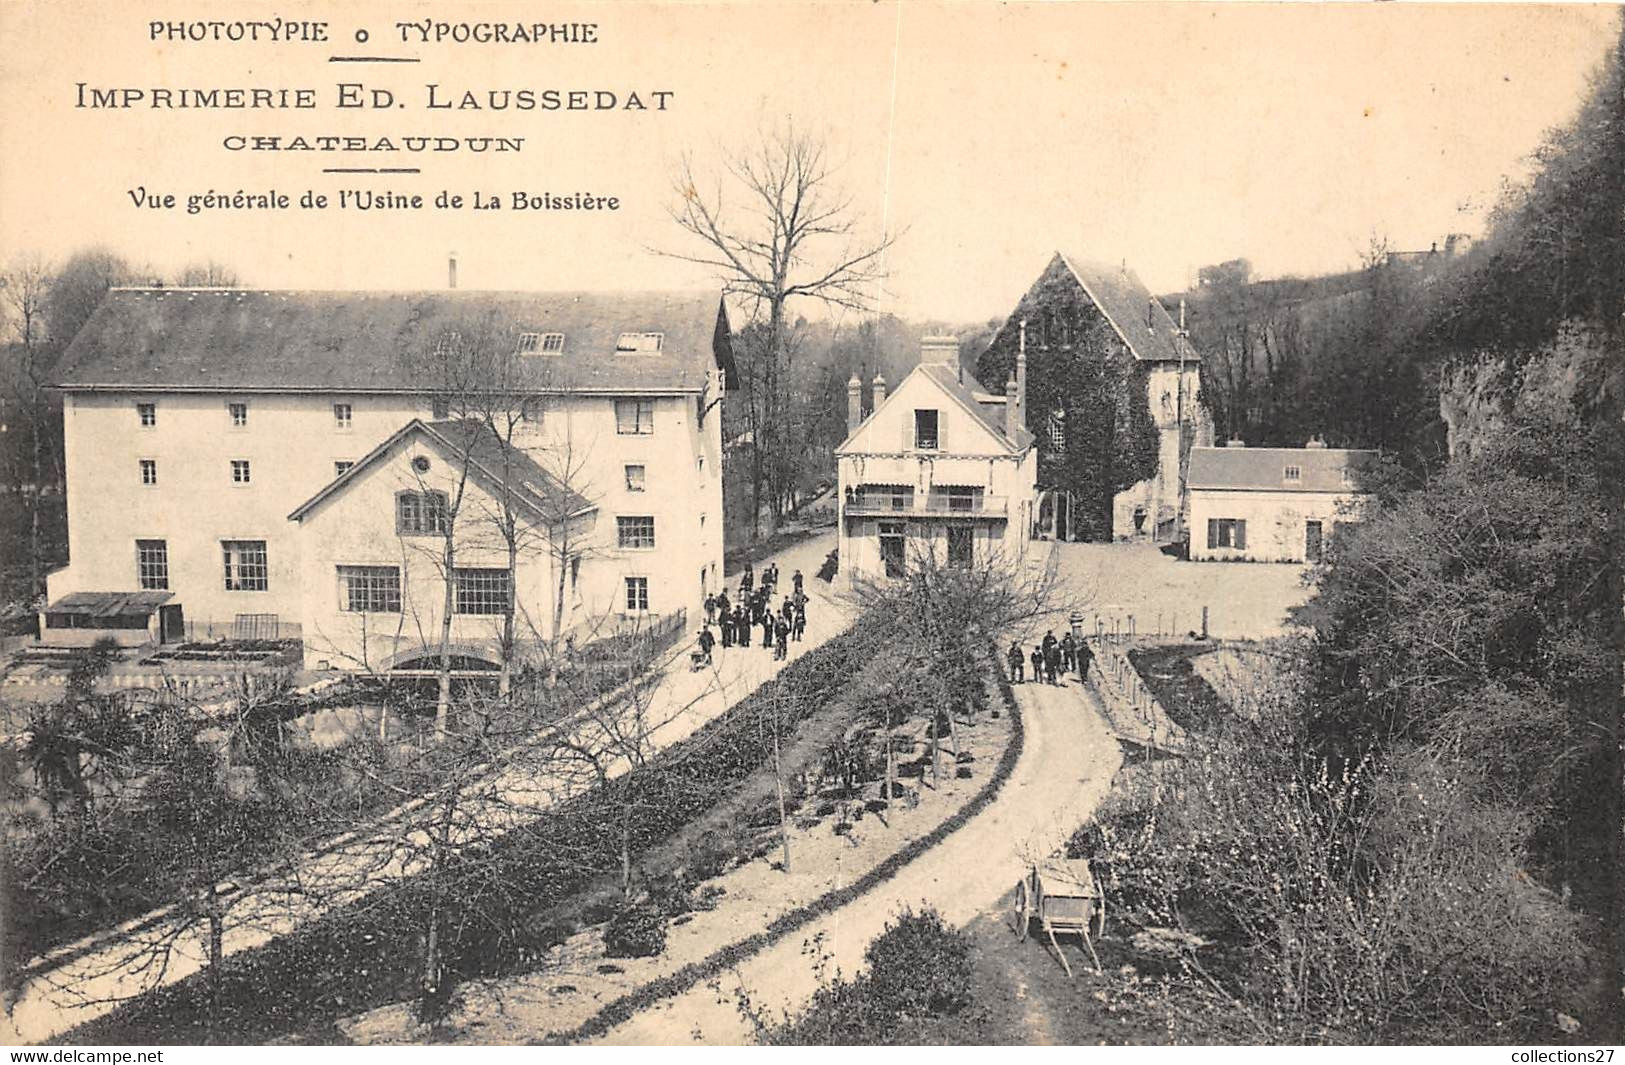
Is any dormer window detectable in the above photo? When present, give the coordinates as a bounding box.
[516,332,540,354]
[1284,465,1302,483]
[616,332,664,354]
[540,332,565,354]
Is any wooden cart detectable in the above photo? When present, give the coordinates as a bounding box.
[1010,858,1106,976]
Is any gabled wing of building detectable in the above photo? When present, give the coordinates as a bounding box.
[835,360,1033,456]
[52,288,735,394]
[288,417,595,524]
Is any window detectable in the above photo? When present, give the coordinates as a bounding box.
[947,526,974,567]
[516,332,540,354]
[1341,468,1355,488]
[540,332,565,354]
[625,464,646,492]
[333,403,353,430]
[1206,518,1247,551]
[228,402,248,427]
[334,460,354,476]
[618,515,656,549]
[454,568,511,615]
[339,565,402,613]
[914,409,939,450]
[615,332,664,354]
[521,398,544,424]
[396,490,449,535]
[624,576,649,612]
[222,540,269,591]
[139,459,156,486]
[945,486,978,512]
[136,403,156,428]
[1048,410,1067,454]
[1284,465,1302,483]
[231,459,252,485]
[136,539,169,590]
[879,521,906,578]
[615,399,655,435]
[431,396,450,420]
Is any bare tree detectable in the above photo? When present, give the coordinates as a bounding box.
[658,121,898,537]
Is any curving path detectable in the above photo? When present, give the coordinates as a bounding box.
[595,671,1124,1044]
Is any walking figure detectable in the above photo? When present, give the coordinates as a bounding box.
[736,605,751,647]
[1061,632,1076,674]
[1008,641,1025,683]
[720,607,734,648]
[793,569,804,596]
[792,602,806,642]
[774,616,790,660]
[1030,644,1044,683]
[704,594,717,625]
[761,613,774,652]
[1044,643,1060,685]
[696,625,715,667]
[1077,637,1094,681]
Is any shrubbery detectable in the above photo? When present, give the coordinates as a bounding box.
[760,906,974,1044]
[603,902,668,959]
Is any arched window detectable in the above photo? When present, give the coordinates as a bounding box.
[1047,409,1067,454]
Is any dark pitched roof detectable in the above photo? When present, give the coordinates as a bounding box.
[53,288,735,394]
[1057,252,1200,363]
[916,363,1036,452]
[44,590,173,617]
[1187,446,1378,493]
[288,418,595,523]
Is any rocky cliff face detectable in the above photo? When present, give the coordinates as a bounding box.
[1438,319,1622,458]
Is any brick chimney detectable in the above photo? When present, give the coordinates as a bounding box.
[920,335,960,379]
[847,373,863,434]
[871,373,887,414]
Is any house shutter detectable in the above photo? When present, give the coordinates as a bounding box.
[1207,518,1219,550]
[938,410,948,452]
[1235,520,1247,550]
[901,417,912,453]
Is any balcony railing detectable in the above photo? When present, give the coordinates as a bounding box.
[844,494,1008,517]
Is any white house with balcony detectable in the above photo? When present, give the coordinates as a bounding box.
[43,286,736,671]
[1187,439,1377,563]
[835,336,1038,582]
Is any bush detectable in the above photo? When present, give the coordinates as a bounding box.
[602,902,667,959]
[862,907,973,1019]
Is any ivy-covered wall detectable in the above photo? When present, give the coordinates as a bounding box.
[974,255,1161,540]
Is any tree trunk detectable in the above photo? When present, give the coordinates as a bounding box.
[772,715,791,872]
[499,534,517,702]
[29,419,43,602]
[619,800,633,898]
[436,532,456,739]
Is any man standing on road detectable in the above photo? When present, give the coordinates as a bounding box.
[1030,644,1044,684]
[774,615,790,660]
[704,593,717,625]
[1076,637,1094,682]
[1060,632,1076,675]
[1008,641,1025,682]
[762,611,775,652]
[719,604,734,648]
[1044,641,1060,685]
[736,604,751,647]
[792,600,806,642]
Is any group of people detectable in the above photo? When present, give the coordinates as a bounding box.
[1008,629,1092,686]
[694,562,810,667]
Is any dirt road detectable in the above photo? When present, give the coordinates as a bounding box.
[596,670,1123,1044]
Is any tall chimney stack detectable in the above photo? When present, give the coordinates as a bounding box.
[847,373,863,434]
[448,251,458,290]
[871,373,887,414]
[1015,319,1028,435]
